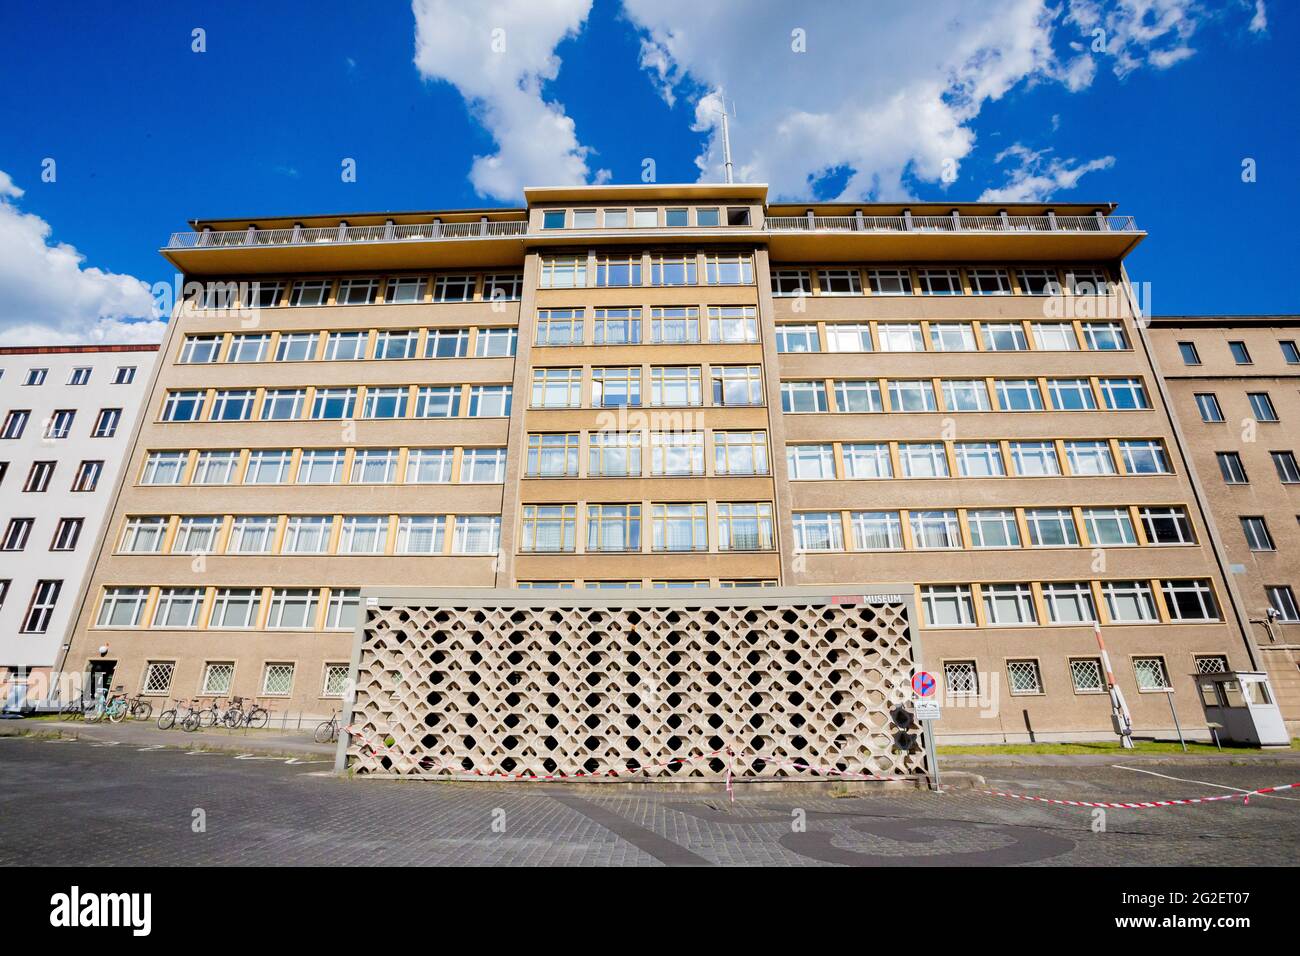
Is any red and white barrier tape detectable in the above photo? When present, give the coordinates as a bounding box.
[974,782,1299,810]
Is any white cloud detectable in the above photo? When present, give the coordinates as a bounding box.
[979,145,1116,202]
[411,0,607,200]
[1249,0,1268,33]
[0,169,163,347]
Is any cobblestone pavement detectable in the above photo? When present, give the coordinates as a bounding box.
[1,734,1297,866]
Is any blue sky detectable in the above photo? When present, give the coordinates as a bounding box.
[0,0,1293,344]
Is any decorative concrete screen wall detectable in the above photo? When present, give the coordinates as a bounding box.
[341,587,928,781]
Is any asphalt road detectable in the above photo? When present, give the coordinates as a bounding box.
[2,734,1297,866]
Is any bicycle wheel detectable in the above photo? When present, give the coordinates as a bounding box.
[108,702,127,724]
[313,721,335,744]
[157,709,176,730]
[182,712,201,732]
[198,708,217,728]
[247,707,269,729]
[131,700,152,721]
[60,700,83,721]
[223,710,242,729]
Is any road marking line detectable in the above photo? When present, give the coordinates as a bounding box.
[1112,764,1300,802]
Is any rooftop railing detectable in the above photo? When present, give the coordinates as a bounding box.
[763,214,1138,233]
[167,220,529,249]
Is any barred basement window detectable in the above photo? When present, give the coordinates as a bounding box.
[142,661,176,696]
[1007,660,1043,695]
[1133,657,1171,691]
[1194,655,1229,675]
[262,663,295,697]
[322,664,350,698]
[945,661,979,698]
[1069,658,1104,694]
[202,662,235,696]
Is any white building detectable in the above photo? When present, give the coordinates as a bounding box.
[0,345,158,708]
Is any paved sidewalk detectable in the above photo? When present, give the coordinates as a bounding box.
[940,750,1300,768]
[0,716,334,757]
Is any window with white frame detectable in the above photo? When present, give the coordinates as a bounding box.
[910,510,961,549]
[714,430,767,476]
[1133,657,1171,691]
[868,268,911,295]
[771,269,811,296]
[588,431,641,477]
[781,381,828,413]
[818,268,861,295]
[396,516,445,554]
[172,516,221,554]
[325,589,361,629]
[917,268,962,294]
[889,379,937,412]
[228,515,277,553]
[649,367,702,406]
[283,516,333,554]
[877,323,925,352]
[921,585,976,627]
[414,386,461,418]
[1139,506,1194,545]
[928,323,976,352]
[311,387,357,420]
[982,323,1028,351]
[261,388,306,421]
[983,583,1037,626]
[261,663,296,696]
[1047,378,1097,411]
[1024,508,1078,547]
[339,516,388,554]
[227,333,270,362]
[152,588,204,628]
[180,335,222,364]
[1161,579,1219,621]
[651,431,705,476]
[267,589,318,629]
[1119,440,1169,475]
[385,276,427,304]
[202,663,235,695]
[1009,441,1060,476]
[1042,581,1097,624]
[786,444,835,480]
[453,515,502,554]
[833,379,883,413]
[825,323,873,352]
[244,449,293,484]
[484,273,523,302]
[373,330,418,360]
[996,379,1044,411]
[1266,585,1300,622]
[461,447,507,483]
[120,516,168,553]
[1194,655,1229,674]
[161,390,205,422]
[1007,660,1043,695]
[967,509,1020,548]
[209,588,262,629]
[1101,580,1158,622]
[850,511,903,550]
[97,586,150,627]
[776,325,820,354]
[1017,268,1061,295]
[526,433,579,478]
[945,661,978,698]
[968,268,1011,295]
[336,277,379,305]
[322,664,351,698]
[1082,321,1128,350]
[842,442,892,478]
[1099,377,1149,410]
[468,385,512,417]
[425,328,470,359]
[1031,323,1079,351]
[955,442,1005,477]
[298,449,346,484]
[1069,658,1104,693]
[210,388,255,422]
[898,442,949,478]
[142,661,176,696]
[1067,268,1111,295]
[433,274,476,302]
[275,332,318,362]
[942,379,990,412]
[792,512,843,551]
[325,331,367,361]
[708,306,758,343]
[1065,440,1116,476]
[1083,507,1137,546]
[476,327,518,357]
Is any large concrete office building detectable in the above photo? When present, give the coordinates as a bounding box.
[1147,316,1300,729]
[55,185,1267,742]
[0,344,157,707]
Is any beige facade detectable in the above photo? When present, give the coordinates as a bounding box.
[56,185,1260,743]
[1147,316,1300,729]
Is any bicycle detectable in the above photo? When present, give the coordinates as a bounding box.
[126,695,153,722]
[59,696,91,721]
[85,692,129,724]
[314,710,340,744]
[222,697,270,730]
[157,698,197,730]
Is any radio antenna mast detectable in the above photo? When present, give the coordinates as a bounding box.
[714,95,736,184]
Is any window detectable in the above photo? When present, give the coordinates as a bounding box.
[92,408,122,438]
[877,323,924,352]
[868,268,911,295]
[283,516,333,554]
[289,279,331,307]
[716,502,774,551]
[1017,268,1060,296]
[781,381,828,413]
[921,585,975,627]
[1100,378,1149,410]
[173,516,221,554]
[1241,516,1274,551]
[326,589,362,629]
[1194,393,1224,423]
[275,332,318,362]
[1024,508,1078,547]
[726,207,751,226]
[1,518,33,551]
[822,323,872,353]
[1280,340,1300,364]
[96,586,149,627]
[1043,582,1098,624]
[955,442,1005,477]
[968,268,1011,295]
[592,367,641,407]
[650,503,708,552]
[792,512,842,551]
[201,663,235,696]
[776,324,820,353]
[1177,341,1202,366]
[113,365,137,384]
[710,366,763,406]
[818,269,861,295]
[361,386,408,419]
[210,389,254,422]
[311,387,357,420]
[41,409,75,440]
[350,448,399,484]
[983,323,1029,352]
[539,254,588,289]
[929,323,976,352]
[209,589,262,629]
[842,442,892,479]
[662,207,688,228]
[945,661,979,698]
[396,516,445,554]
[71,460,102,492]
[454,515,499,554]
[771,269,811,297]
[228,515,277,553]
[586,504,641,552]
[1248,392,1278,422]
[941,379,990,412]
[19,580,61,634]
[1009,441,1060,476]
[1007,660,1043,695]
[651,431,705,476]
[267,590,319,629]
[325,331,368,361]
[916,268,961,295]
[50,517,83,551]
[588,431,640,477]
[889,379,937,412]
[152,588,203,628]
[1047,378,1097,411]
[1066,268,1110,295]
[180,335,222,364]
[415,386,461,418]
[649,306,699,344]
[594,253,642,288]
[298,449,346,484]
[996,379,1044,411]
[461,447,506,483]
[261,663,296,696]
[1139,506,1194,545]
[650,367,702,407]
[244,449,292,484]
[696,207,720,227]
[1102,581,1158,622]
[833,379,883,413]
[785,444,834,481]
[434,274,477,302]
[142,662,176,696]
[1131,657,1171,691]
[708,306,758,343]
[1,410,30,439]
[850,511,903,550]
[633,208,657,228]
[542,210,565,229]
[120,516,167,553]
[1119,440,1170,475]
[339,516,388,554]
[967,509,1020,548]
[322,665,351,698]
[520,505,577,552]
[25,461,55,492]
[593,308,640,345]
[909,510,961,549]
[484,273,522,302]
[384,276,427,304]
[1228,340,1252,365]
[141,452,187,486]
[161,390,205,422]
[1272,451,1300,483]
[532,368,583,408]
[898,442,949,478]
[1082,322,1128,350]
[373,330,418,360]
[536,309,584,347]
[1083,507,1137,546]
[1068,658,1104,694]
[649,253,697,287]
[1065,441,1116,476]
[704,253,752,285]
[527,433,579,478]
[227,333,270,362]
[261,388,306,421]
[23,368,48,386]
[1216,452,1248,483]
[1267,585,1300,622]
[983,583,1037,625]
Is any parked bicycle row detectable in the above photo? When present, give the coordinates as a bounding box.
[57,690,273,732]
